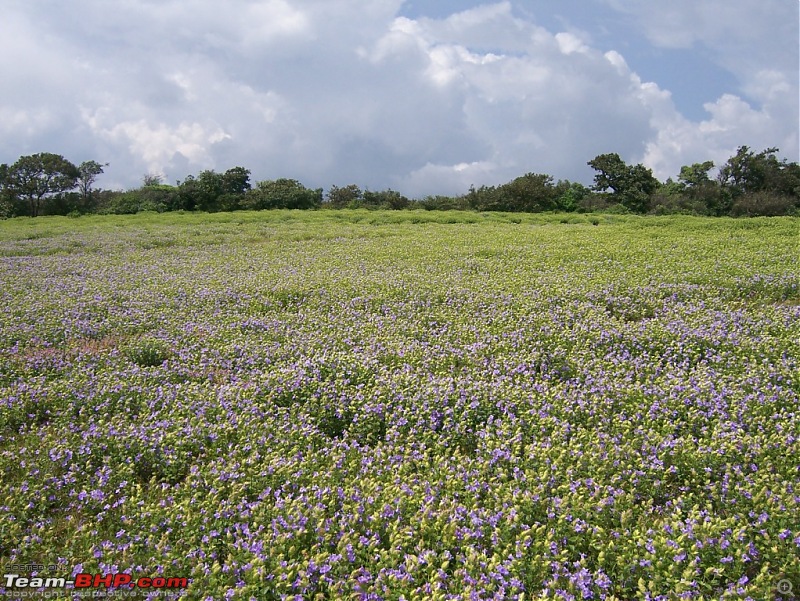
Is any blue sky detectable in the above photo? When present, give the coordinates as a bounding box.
[1,0,797,197]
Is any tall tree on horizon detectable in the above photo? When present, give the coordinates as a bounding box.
[5,153,79,217]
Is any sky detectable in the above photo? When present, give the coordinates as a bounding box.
[1,0,797,197]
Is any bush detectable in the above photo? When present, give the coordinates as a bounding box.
[243,179,322,210]
[124,337,173,367]
[325,184,362,209]
[648,192,709,216]
[362,189,410,210]
[419,195,470,211]
[577,193,612,213]
[730,192,796,217]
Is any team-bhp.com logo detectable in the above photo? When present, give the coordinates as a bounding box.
[4,572,188,591]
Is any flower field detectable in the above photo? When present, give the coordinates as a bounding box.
[0,210,798,600]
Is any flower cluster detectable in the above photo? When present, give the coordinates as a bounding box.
[0,211,798,599]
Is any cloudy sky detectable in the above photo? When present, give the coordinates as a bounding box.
[1,0,797,197]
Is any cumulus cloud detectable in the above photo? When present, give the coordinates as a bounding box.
[0,0,796,195]
[603,0,799,177]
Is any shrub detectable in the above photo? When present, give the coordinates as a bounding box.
[243,179,322,210]
[730,191,796,216]
[124,337,172,367]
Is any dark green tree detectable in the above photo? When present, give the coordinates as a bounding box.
[553,180,590,212]
[326,184,363,208]
[587,153,659,213]
[465,184,502,211]
[678,161,715,188]
[77,160,107,212]
[243,178,322,210]
[718,147,800,216]
[496,173,558,213]
[5,153,79,217]
[222,167,251,196]
[362,189,410,210]
[0,163,12,217]
[718,146,799,196]
[178,167,251,212]
[673,161,722,215]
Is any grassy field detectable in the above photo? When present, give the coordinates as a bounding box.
[0,210,798,600]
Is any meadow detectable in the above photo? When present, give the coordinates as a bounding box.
[0,210,798,600]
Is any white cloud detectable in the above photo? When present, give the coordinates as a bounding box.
[0,0,796,195]
[603,0,797,77]
[555,32,589,55]
[86,115,231,174]
[602,0,799,176]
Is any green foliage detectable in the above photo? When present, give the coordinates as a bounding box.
[243,178,322,210]
[730,191,797,217]
[326,184,363,208]
[2,145,798,220]
[4,153,80,217]
[100,185,178,214]
[362,188,410,209]
[497,172,559,212]
[123,336,173,367]
[464,175,567,213]
[717,146,800,215]
[419,194,470,211]
[0,163,11,218]
[587,152,660,213]
[679,161,715,188]
[179,167,251,212]
[76,160,107,213]
[554,180,590,212]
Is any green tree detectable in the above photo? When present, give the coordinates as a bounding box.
[553,180,590,212]
[674,161,721,215]
[77,160,107,212]
[718,147,800,216]
[5,153,79,217]
[362,189,410,210]
[496,173,558,212]
[178,167,251,212]
[678,161,715,188]
[326,184,363,208]
[465,184,502,211]
[142,173,163,187]
[587,153,659,213]
[718,146,799,196]
[222,167,251,196]
[0,163,12,217]
[242,178,322,210]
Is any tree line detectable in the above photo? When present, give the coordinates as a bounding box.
[1,146,797,219]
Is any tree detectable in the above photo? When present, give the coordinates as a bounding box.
[718,147,800,216]
[178,167,251,212]
[242,179,322,210]
[326,184,363,208]
[222,167,251,196]
[671,161,721,215]
[142,173,164,187]
[5,153,79,217]
[553,180,590,212]
[718,146,799,196]
[77,160,107,212]
[465,184,502,211]
[678,161,715,188]
[362,189,410,210]
[587,153,659,213]
[497,173,558,212]
[0,163,12,217]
